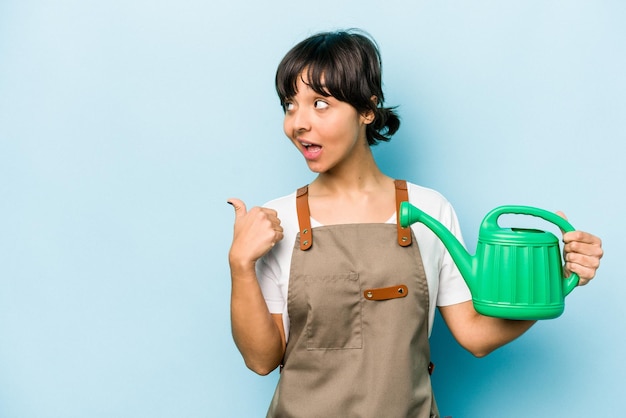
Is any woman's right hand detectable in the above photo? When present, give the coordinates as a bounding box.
[227,198,284,269]
[228,198,286,374]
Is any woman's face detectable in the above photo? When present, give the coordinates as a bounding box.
[282,74,372,174]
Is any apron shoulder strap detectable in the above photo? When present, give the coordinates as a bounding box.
[295,180,411,250]
[394,180,412,247]
[296,185,313,251]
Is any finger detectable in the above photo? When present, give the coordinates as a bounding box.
[564,261,596,285]
[563,242,604,264]
[258,211,283,244]
[562,230,604,247]
[227,198,248,219]
[565,250,602,271]
[274,226,284,244]
[260,207,279,220]
[565,247,602,284]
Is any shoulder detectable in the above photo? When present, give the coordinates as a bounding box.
[406,182,455,215]
[404,181,461,232]
[262,190,297,219]
[406,182,448,202]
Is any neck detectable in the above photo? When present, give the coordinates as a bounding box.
[311,155,391,196]
[306,153,397,225]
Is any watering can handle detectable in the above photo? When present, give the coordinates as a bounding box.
[482,205,579,295]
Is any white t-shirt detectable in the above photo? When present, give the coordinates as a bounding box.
[256,182,472,339]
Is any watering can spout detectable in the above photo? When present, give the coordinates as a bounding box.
[399,201,476,288]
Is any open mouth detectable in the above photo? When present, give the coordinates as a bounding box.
[301,141,322,152]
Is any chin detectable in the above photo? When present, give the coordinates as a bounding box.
[305,161,326,173]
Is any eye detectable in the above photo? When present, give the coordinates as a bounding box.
[283,101,294,111]
[314,100,328,109]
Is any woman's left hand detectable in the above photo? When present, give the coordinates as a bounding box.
[558,212,604,286]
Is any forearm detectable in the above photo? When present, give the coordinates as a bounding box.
[463,315,535,357]
[440,301,536,357]
[230,261,285,375]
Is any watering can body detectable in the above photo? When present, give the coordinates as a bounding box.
[400,203,579,320]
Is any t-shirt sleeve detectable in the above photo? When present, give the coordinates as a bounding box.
[256,250,286,314]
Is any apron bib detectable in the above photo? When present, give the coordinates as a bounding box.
[268,180,439,418]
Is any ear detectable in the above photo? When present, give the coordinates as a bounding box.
[361,110,375,125]
[361,95,378,125]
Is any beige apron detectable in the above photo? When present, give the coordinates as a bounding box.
[267,180,439,418]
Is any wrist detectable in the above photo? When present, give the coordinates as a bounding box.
[229,255,257,277]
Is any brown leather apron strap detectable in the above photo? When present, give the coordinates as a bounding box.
[394,180,412,247]
[296,185,312,251]
[297,181,411,250]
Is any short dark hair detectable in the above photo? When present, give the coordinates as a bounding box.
[275,29,400,146]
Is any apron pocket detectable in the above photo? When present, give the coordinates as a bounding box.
[304,272,362,350]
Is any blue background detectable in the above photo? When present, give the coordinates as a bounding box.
[1,1,624,417]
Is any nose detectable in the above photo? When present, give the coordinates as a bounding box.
[287,107,311,134]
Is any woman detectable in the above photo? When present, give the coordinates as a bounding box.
[227,29,603,417]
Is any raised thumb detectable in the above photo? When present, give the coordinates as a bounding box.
[227,198,247,218]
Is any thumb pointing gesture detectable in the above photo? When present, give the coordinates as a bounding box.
[227,197,284,266]
[227,198,248,219]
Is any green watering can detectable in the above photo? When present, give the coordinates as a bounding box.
[399,203,579,320]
